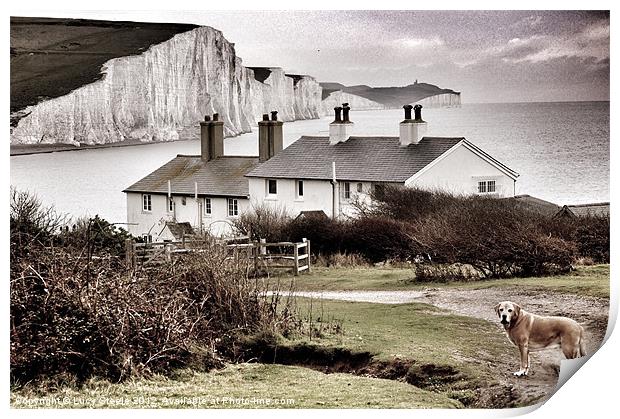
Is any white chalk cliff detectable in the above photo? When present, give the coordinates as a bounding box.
[416,93,461,108]
[10,26,322,146]
[320,91,385,115]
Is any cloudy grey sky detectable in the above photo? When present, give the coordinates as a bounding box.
[26,10,610,103]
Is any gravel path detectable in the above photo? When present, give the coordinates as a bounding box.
[288,287,610,406]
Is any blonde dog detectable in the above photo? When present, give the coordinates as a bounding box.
[495,301,587,376]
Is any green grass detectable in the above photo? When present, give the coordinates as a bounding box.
[12,356,461,409]
[293,299,512,373]
[277,264,609,298]
[12,300,510,409]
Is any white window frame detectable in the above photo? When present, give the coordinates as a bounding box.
[142,194,152,212]
[357,182,363,193]
[204,197,212,215]
[266,179,278,197]
[477,179,498,195]
[167,196,174,213]
[227,198,239,217]
[343,182,351,200]
[296,180,304,199]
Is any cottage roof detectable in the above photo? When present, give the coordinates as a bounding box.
[558,203,610,218]
[510,194,562,217]
[123,155,259,197]
[245,136,518,182]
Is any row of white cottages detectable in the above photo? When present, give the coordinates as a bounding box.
[123,104,519,241]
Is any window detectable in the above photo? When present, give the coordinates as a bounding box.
[478,180,497,194]
[357,183,363,193]
[142,194,152,212]
[297,180,304,198]
[343,182,351,199]
[204,198,212,215]
[181,196,187,206]
[266,179,277,196]
[228,198,239,217]
[168,197,174,212]
[373,184,385,200]
[141,234,152,243]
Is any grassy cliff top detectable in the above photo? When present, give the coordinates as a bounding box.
[10,17,198,122]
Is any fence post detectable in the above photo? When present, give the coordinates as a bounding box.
[307,239,311,272]
[125,238,134,270]
[165,243,172,262]
[182,233,186,249]
[259,238,266,255]
[253,241,259,273]
[293,243,299,276]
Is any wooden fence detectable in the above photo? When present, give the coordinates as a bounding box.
[125,236,311,275]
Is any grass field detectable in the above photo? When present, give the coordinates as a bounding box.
[273,264,609,298]
[12,299,511,409]
[12,264,608,409]
[11,363,461,409]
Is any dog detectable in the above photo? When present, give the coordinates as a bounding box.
[494,301,587,377]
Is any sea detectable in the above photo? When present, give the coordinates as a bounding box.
[9,102,610,225]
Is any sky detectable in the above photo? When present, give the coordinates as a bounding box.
[10,9,611,103]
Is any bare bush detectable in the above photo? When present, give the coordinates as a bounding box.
[231,204,290,242]
[10,192,298,386]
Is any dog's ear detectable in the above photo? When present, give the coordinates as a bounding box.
[513,303,521,318]
[494,303,501,318]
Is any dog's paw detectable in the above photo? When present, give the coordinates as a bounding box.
[513,370,528,377]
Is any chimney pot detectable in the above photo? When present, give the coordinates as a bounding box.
[413,104,423,121]
[262,114,269,121]
[333,106,342,123]
[403,104,413,120]
[342,103,351,123]
[270,110,278,121]
[213,113,219,122]
[204,115,211,121]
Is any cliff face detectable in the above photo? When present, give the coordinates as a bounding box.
[319,81,461,109]
[417,93,461,108]
[10,26,322,146]
[320,91,385,115]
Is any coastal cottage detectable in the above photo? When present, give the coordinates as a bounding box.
[124,104,519,240]
[246,104,519,218]
[123,112,283,241]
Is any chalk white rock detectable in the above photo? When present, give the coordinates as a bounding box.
[10,26,322,146]
[320,91,386,116]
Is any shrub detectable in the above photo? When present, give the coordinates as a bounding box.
[573,215,610,263]
[10,192,298,386]
[59,215,131,258]
[231,204,290,243]
[347,216,419,263]
[287,213,346,256]
[10,187,65,261]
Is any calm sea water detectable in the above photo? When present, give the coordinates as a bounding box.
[10,102,610,224]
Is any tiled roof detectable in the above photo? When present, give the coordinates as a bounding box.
[123,155,259,197]
[245,136,465,182]
[564,203,610,217]
[510,194,561,217]
[164,221,195,240]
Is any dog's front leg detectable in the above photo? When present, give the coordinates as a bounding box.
[514,343,529,377]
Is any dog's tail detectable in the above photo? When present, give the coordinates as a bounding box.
[579,327,587,357]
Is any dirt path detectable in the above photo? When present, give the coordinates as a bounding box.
[292,288,609,406]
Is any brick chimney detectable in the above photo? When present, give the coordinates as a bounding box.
[399,104,427,146]
[329,103,354,145]
[258,110,283,163]
[200,113,225,161]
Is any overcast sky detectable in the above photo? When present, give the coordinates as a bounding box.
[20,10,610,103]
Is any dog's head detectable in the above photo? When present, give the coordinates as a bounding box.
[494,301,521,327]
